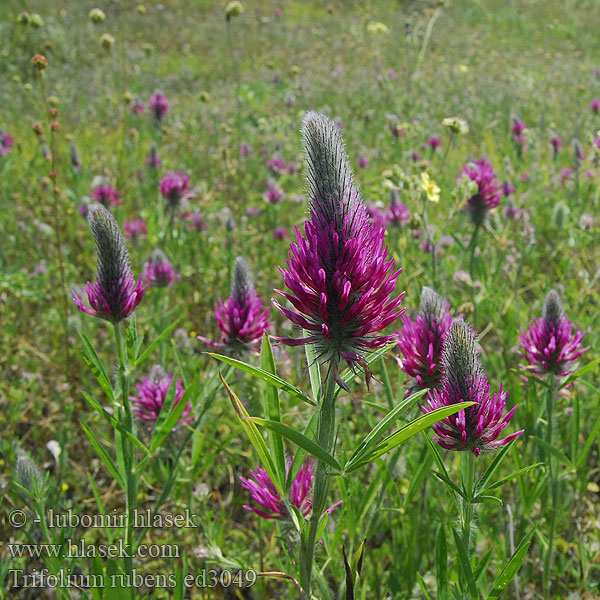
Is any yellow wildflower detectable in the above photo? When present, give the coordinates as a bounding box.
[420,172,440,203]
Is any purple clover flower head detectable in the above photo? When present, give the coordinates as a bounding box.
[240,457,314,520]
[273,226,287,240]
[0,130,13,157]
[143,249,179,287]
[550,136,563,161]
[268,156,288,175]
[357,155,369,168]
[560,167,572,182]
[72,204,147,322]
[590,98,600,114]
[519,290,589,379]
[273,112,404,387]
[511,119,526,144]
[181,210,205,231]
[573,138,585,165]
[198,257,271,354]
[428,135,441,151]
[123,218,148,241]
[396,287,452,396]
[264,186,286,204]
[130,95,145,115]
[386,189,410,226]
[460,158,501,226]
[91,184,120,207]
[503,199,523,220]
[502,180,515,197]
[160,171,192,211]
[131,365,192,427]
[145,143,162,169]
[149,91,169,122]
[423,319,523,456]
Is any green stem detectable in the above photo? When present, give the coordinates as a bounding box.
[543,372,556,599]
[113,322,137,600]
[299,366,338,595]
[468,224,480,323]
[461,451,476,552]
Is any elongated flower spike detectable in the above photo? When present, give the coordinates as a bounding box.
[273,111,404,387]
[73,204,147,322]
[396,286,452,396]
[423,318,523,456]
[519,289,588,379]
[198,257,271,354]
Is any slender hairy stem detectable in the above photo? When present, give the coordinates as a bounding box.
[468,224,480,323]
[113,322,137,599]
[299,366,337,595]
[543,372,556,598]
[461,450,476,551]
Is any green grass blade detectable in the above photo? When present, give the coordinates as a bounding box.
[487,527,536,599]
[78,330,114,401]
[452,527,478,599]
[220,373,283,495]
[82,422,124,488]
[260,334,287,485]
[133,319,180,368]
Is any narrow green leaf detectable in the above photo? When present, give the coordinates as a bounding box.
[434,471,469,501]
[82,423,124,488]
[78,331,114,401]
[247,417,342,472]
[149,381,198,454]
[345,402,474,472]
[134,319,180,368]
[435,525,448,600]
[559,356,600,390]
[533,436,574,469]
[576,412,600,469]
[220,373,283,496]
[416,572,433,600]
[346,389,428,468]
[475,439,516,494]
[474,549,493,583]
[286,412,318,491]
[471,494,503,506]
[487,527,536,598]
[304,330,321,402]
[81,391,149,455]
[452,528,478,599]
[149,374,177,444]
[482,463,543,492]
[209,353,316,406]
[404,445,433,508]
[424,434,460,513]
[260,334,286,484]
